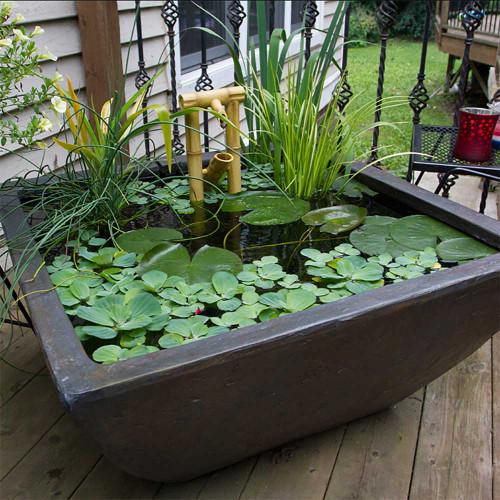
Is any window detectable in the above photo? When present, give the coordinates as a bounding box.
[290,1,304,31]
[179,1,231,74]
[177,0,324,90]
[248,0,285,43]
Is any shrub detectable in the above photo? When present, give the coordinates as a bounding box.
[348,0,435,46]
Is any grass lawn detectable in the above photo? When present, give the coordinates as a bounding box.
[348,39,455,176]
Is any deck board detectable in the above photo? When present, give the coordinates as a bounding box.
[0,414,101,499]
[239,427,345,500]
[324,390,423,500]
[0,325,45,406]
[409,341,493,500]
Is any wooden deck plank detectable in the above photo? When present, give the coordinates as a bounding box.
[0,372,64,480]
[0,327,45,407]
[325,389,423,500]
[0,414,101,500]
[155,475,208,499]
[239,426,345,500]
[197,457,257,500]
[409,341,493,500]
[70,456,159,500]
[492,334,499,500]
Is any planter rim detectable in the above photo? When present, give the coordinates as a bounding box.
[2,163,499,406]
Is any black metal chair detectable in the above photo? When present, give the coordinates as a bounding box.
[406,0,499,214]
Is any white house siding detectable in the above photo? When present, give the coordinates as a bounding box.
[0,0,343,181]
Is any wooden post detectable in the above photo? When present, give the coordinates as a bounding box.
[77,1,125,112]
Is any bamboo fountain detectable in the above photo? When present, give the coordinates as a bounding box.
[179,86,245,203]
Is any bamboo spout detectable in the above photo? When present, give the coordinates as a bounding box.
[179,86,245,202]
[203,152,233,186]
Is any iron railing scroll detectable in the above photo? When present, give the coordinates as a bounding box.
[302,1,320,64]
[369,0,400,165]
[194,1,215,152]
[161,1,185,155]
[134,0,152,157]
[336,1,353,112]
[453,0,485,126]
[227,0,246,83]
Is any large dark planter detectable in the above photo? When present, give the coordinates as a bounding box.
[1,165,499,482]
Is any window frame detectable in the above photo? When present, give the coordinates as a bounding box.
[172,0,326,94]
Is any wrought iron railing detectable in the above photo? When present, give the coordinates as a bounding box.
[447,0,500,35]
[133,0,323,156]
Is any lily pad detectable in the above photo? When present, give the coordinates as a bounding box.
[302,205,367,235]
[436,237,496,262]
[139,244,243,283]
[389,215,464,251]
[221,191,310,225]
[116,227,182,254]
[349,224,411,257]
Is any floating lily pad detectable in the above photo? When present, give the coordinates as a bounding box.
[116,228,183,254]
[302,205,367,235]
[221,191,310,225]
[139,244,243,283]
[349,224,412,257]
[389,215,464,251]
[436,237,496,262]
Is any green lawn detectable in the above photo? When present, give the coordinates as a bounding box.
[347,39,455,176]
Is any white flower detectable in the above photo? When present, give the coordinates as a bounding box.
[38,117,53,132]
[31,26,44,36]
[0,38,12,47]
[53,71,63,83]
[38,49,57,62]
[12,13,24,23]
[51,96,67,114]
[12,29,29,41]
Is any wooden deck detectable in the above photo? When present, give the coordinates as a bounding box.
[1,175,499,500]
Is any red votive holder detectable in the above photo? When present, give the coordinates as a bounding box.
[453,107,500,163]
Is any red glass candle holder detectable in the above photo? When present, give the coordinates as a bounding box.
[453,107,500,163]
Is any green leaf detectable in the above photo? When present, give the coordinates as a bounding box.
[363,215,397,226]
[436,237,496,262]
[113,252,136,268]
[212,271,238,295]
[217,298,242,312]
[346,279,384,294]
[120,330,146,348]
[139,243,190,277]
[69,281,90,301]
[221,191,310,225]
[128,293,162,317]
[188,246,243,283]
[92,345,123,364]
[140,244,242,284]
[50,268,78,286]
[76,305,114,327]
[118,316,153,331]
[81,325,117,339]
[389,216,438,251]
[116,227,183,254]
[57,288,80,307]
[141,270,169,291]
[350,224,411,257]
[286,289,316,312]
[158,333,184,348]
[259,292,287,309]
[302,205,367,235]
